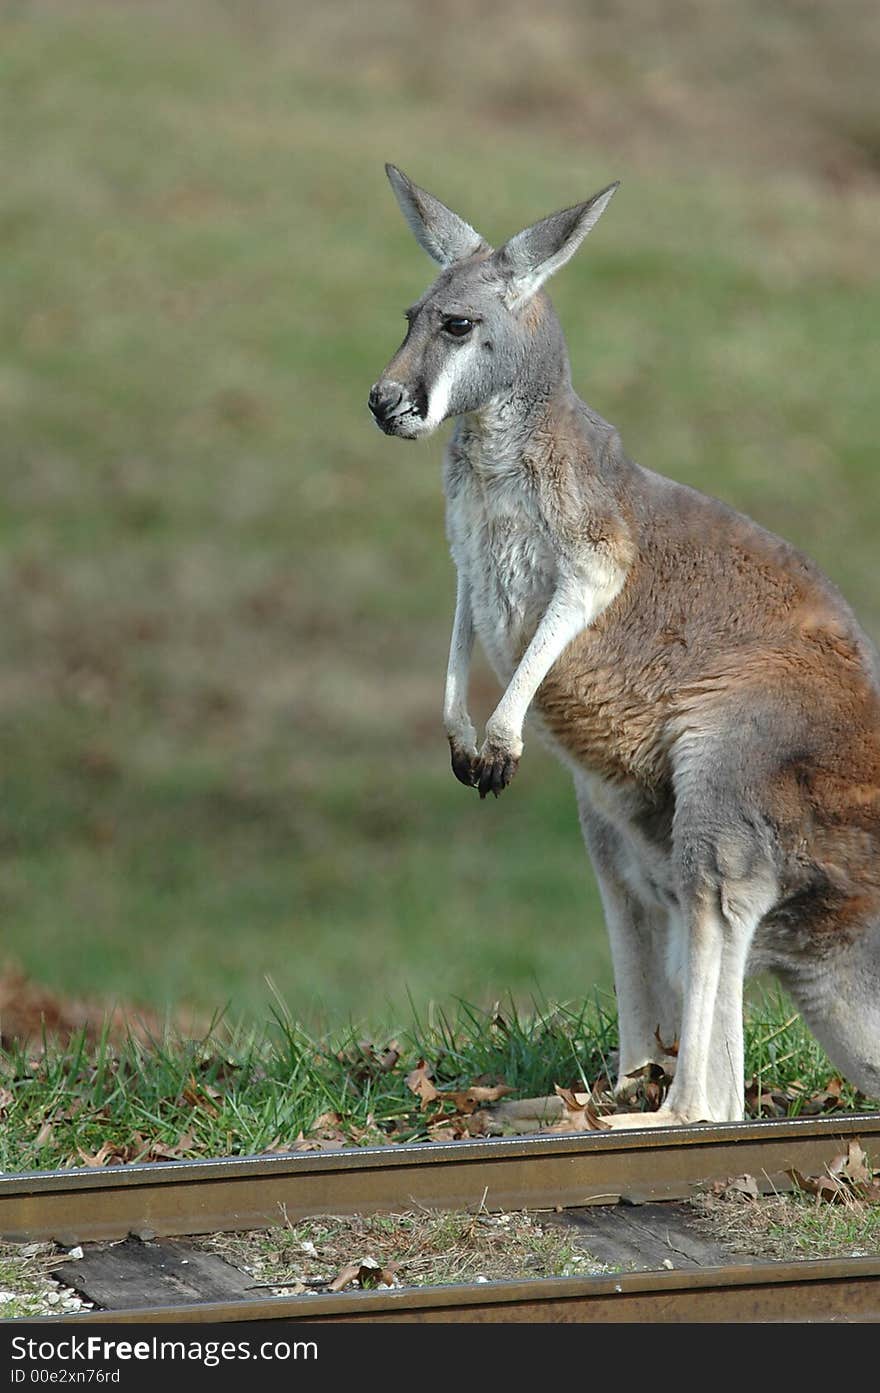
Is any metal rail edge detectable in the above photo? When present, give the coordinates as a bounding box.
[1,1113,878,1244]
[43,1254,880,1324]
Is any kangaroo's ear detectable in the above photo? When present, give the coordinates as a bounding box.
[496,181,619,309]
[385,164,489,267]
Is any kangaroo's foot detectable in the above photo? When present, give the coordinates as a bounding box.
[596,1108,704,1130]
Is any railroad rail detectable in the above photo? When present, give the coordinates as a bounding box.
[5,1113,880,1323]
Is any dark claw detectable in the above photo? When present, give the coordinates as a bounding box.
[478,761,494,799]
[450,743,478,787]
[475,747,519,799]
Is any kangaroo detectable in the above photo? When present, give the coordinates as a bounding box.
[368,164,880,1126]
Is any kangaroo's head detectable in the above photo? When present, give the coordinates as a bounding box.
[368,165,618,439]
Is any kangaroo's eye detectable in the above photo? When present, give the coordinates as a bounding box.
[443,317,474,338]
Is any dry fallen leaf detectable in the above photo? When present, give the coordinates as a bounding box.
[711,1173,760,1201]
[378,1042,401,1073]
[289,1134,347,1153]
[435,1083,515,1116]
[829,1139,872,1187]
[787,1137,879,1205]
[328,1261,362,1293]
[545,1084,610,1133]
[464,1110,491,1136]
[787,1168,852,1205]
[744,1078,793,1118]
[76,1139,130,1167]
[34,1119,54,1149]
[801,1090,843,1115]
[405,1059,439,1109]
[434,1090,478,1117]
[357,1256,398,1289]
[148,1130,197,1162]
[426,1122,459,1141]
[337,1039,402,1085]
[311,1110,346,1136]
[181,1074,221,1118]
[461,1083,514,1104]
[283,1111,348,1151]
[328,1257,398,1293]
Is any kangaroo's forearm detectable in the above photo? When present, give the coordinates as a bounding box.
[444,574,476,744]
[488,566,623,748]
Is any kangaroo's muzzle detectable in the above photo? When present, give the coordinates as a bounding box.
[368,380,425,436]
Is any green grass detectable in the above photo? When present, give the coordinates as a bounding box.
[0,1244,68,1319]
[0,992,873,1174]
[693,1190,880,1263]
[0,994,613,1172]
[755,1198,880,1260]
[0,4,878,1024]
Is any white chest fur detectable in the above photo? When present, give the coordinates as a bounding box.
[444,441,557,685]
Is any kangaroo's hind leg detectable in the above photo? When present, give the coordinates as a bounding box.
[576,787,682,1097]
[599,875,775,1127]
[599,754,780,1128]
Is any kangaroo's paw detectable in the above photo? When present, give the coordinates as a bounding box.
[474,738,520,799]
[449,738,479,788]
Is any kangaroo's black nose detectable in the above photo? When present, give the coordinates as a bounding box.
[368,383,403,423]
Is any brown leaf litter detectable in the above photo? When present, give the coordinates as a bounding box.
[787,1139,880,1206]
[74,1131,199,1167]
[403,1058,514,1137]
[0,962,204,1052]
[693,1139,880,1261]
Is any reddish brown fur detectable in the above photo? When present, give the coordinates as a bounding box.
[524,440,880,949]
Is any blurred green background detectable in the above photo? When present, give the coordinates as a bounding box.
[0,1,878,1027]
